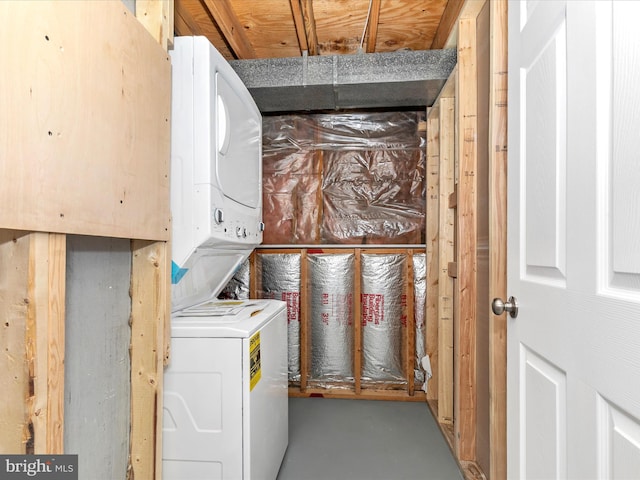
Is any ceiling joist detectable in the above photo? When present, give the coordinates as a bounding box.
[289,0,309,54]
[201,0,256,59]
[365,0,382,53]
[298,0,318,56]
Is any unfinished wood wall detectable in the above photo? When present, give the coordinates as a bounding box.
[0,1,173,479]
[425,1,507,479]
[254,247,427,402]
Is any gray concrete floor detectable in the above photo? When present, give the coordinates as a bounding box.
[276,397,464,480]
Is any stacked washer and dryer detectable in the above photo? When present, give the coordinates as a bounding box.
[162,36,288,480]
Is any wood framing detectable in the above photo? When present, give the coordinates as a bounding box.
[289,0,310,54]
[298,0,319,55]
[354,248,363,394]
[0,231,31,453]
[28,233,66,454]
[425,110,440,403]
[259,247,425,402]
[136,0,174,50]
[0,1,171,241]
[437,94,456,426]
[489,0,508,478]
[365,0,382,53]
[201,0,257,58]
[130,241,170,479]
[455,14,479,462]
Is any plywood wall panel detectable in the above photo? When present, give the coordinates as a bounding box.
[0,1,171,241]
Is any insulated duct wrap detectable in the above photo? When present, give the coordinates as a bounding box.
[257,253,302,382]
[361,254,407,382]
[217,259,250,300]
[308,253,354,383]
[413,254,426,385]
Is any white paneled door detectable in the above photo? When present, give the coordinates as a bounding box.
[507,1,640,478]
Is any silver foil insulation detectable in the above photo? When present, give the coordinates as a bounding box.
[308,253,354,383]
[257,254,302,382]
[361,254,407,382]
[413,253,426,385]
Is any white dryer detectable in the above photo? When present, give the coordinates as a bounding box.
[163,300,288,480]
[170,36,264,312]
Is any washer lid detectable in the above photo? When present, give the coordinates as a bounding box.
[171,299,286,338]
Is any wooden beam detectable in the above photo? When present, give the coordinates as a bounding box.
[0,230,31,453]
[299,0,319,55]
[425,112,440,402]
[28,233,66,454]
[489,0,508,478]
[136,0,174,51]
[438,95,455,425]
[365,0,382,53]
[175,0,204,36]
[130,241,169,479]
[430,0,465,49]
[289,0,309,54]
[201,0,257,58]
[455,16,478,461]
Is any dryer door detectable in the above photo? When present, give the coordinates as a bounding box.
[215,71,262,209]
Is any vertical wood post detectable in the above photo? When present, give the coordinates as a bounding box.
[455,16,479,461]
[28,233,66,454]
[489,0,508,478]
[0,231,31,453]
[438,96,456,425]
[130,240,169,479]
[426,110,441,403]
[354,248,362,394]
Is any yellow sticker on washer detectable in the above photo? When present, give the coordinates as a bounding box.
[249,331,261,391]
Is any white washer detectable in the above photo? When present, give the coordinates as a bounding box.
[163,299,288,480]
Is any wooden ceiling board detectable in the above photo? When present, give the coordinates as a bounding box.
[177,0,234,59]
[374,0,448,52]
[230,0,302,58]
[173,0,455,59]
[312,0,373,55]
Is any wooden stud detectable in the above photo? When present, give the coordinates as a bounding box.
[175,0,204,36]
[455,16,478,462]
[354,248,362,394]
[130,240,169,479]
[438,95,455,425]
[201,0,257,58]
[289,0,309,54]
[448,262,458,278]
[249,251,257,298]
[425,111,440,402]
[299,0,319,56]
[430,0,465,49]
[0,230,31,453]
[136,0,174,51]
[489,0,508,478]
[365,0,382,53]
[28,233,66,455]
[300,249,309,392]
[406,252,415,396]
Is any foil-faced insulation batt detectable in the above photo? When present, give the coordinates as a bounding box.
[361,254,407,382]
[308,254,354,382]
[413,254,426,385]
[262,112,426,245]
[257,254,302,382]
[217,259,250,300]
